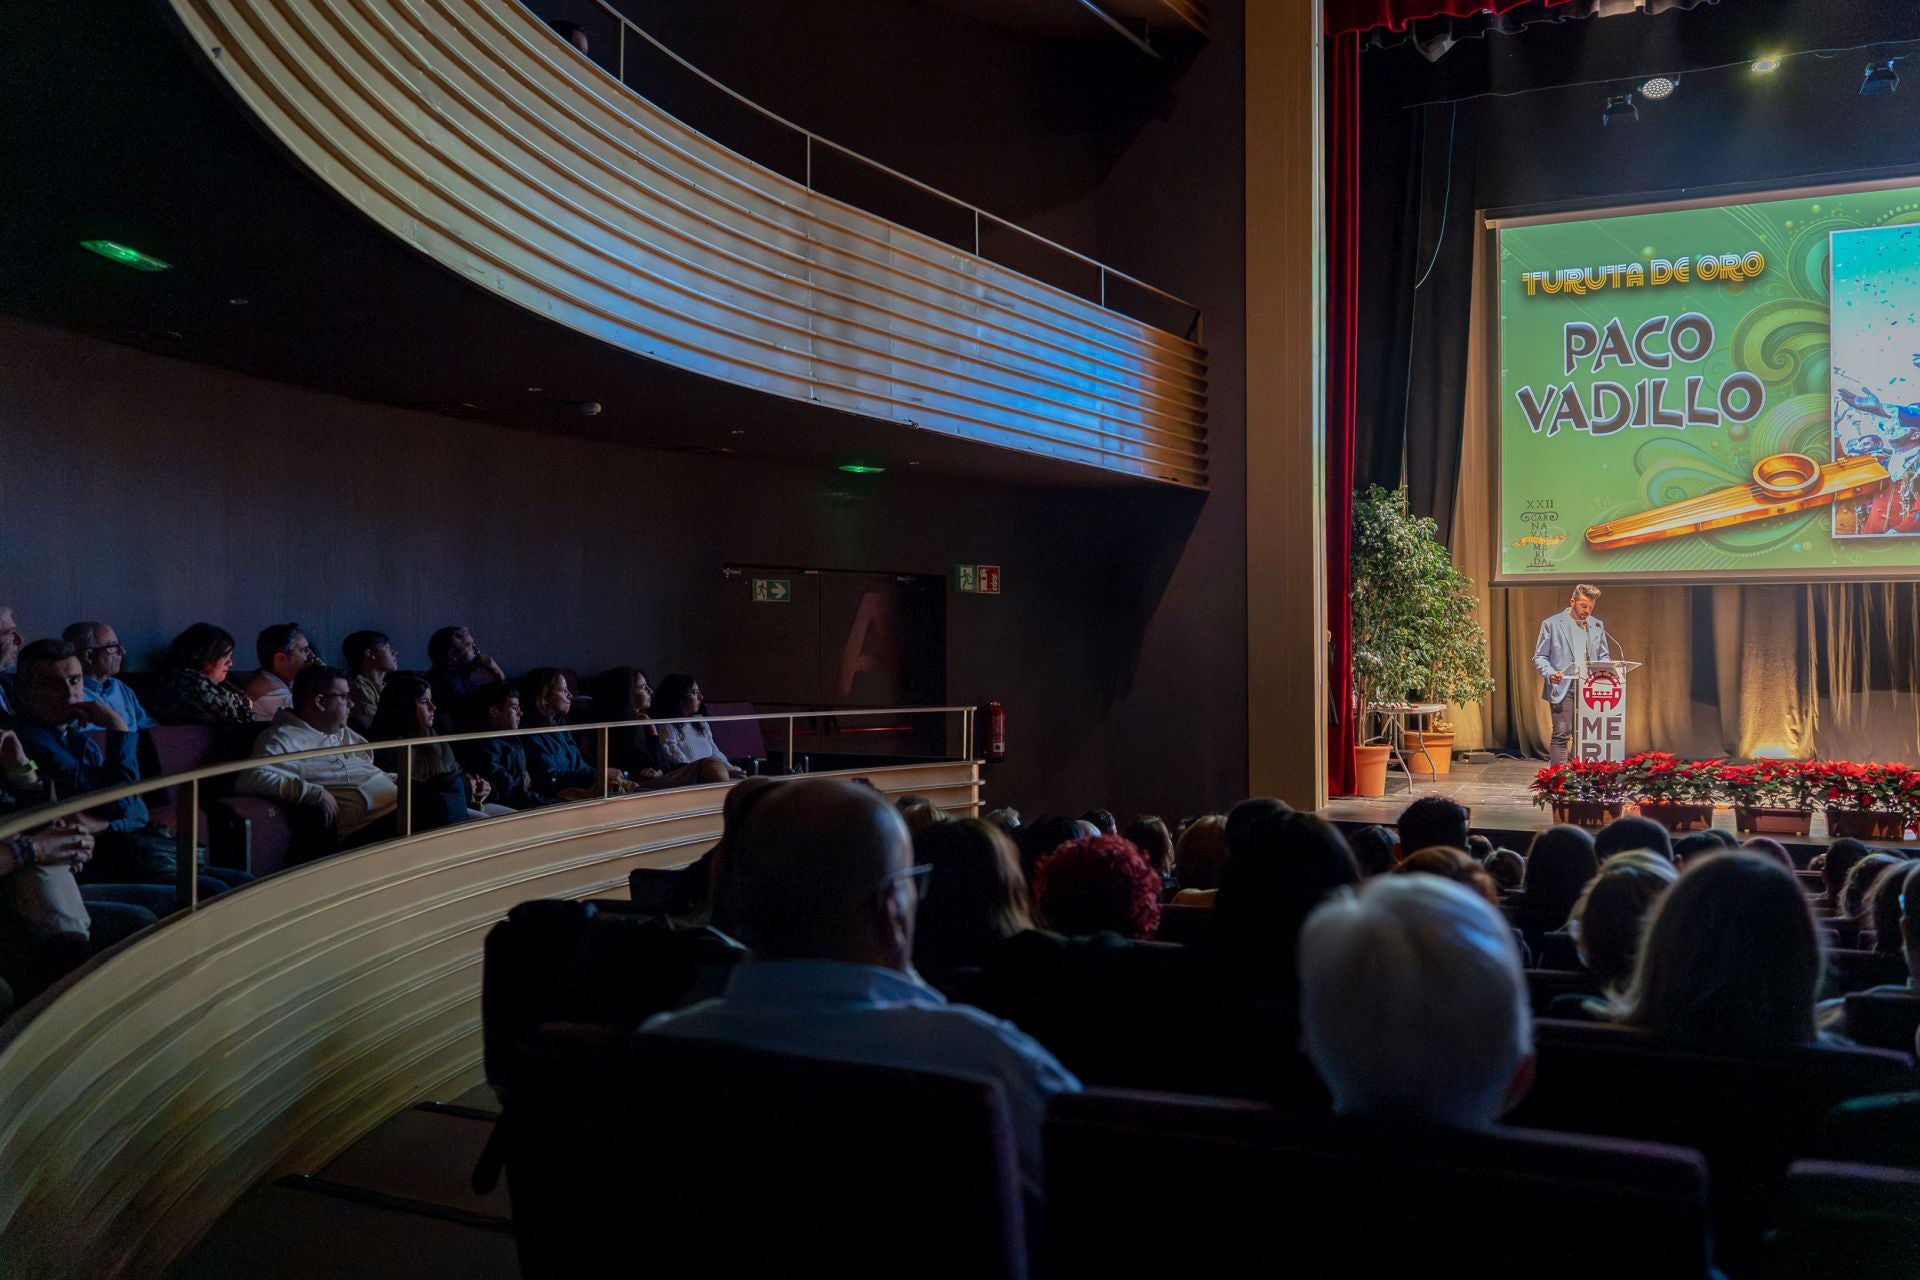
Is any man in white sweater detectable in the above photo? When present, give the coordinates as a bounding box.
[238,664,398,842]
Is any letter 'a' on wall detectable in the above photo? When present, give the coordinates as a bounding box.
[1493,180,1920,584]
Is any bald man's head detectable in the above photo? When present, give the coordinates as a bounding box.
[726,779,917,966]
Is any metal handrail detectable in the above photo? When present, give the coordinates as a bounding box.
[587,0,1203,340]
[0,704,977,842]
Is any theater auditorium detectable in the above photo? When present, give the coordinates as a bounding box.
[4,0,1920,1275]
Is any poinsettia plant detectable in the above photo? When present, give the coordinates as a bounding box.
[1810,761,1920,815]
[1714,760,1822,811]
[1623,752,1722,804]
[1530,759,1628,808]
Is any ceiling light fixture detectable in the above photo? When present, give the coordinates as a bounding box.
[1639,75,1677,101]
[1602,92,1638,126]
[78,239,171,271]
[1750,56,1781,74]
[1861,59,1901,96]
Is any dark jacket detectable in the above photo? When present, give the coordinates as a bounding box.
[457,735,556,809]
[521,719,597,793]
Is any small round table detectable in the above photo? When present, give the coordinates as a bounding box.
[1365,701,1449,792]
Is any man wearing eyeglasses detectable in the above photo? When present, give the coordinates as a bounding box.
[62,621,155,733]
[0,602,24,716]
[236,664,398,852]
[643,778,1080,1204]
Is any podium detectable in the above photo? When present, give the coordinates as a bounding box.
[1569,660,1641,762]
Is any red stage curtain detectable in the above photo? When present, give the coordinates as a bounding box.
[1324,0,1574,35]
[1325,30,1361,797]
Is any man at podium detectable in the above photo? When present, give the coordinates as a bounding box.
[1533,583,1609,766]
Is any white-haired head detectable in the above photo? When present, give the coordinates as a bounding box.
[1298,873,1534,1129]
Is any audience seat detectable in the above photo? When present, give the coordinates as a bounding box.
[1045,1089,1713,1278]
[1841,990,1920,1053]
[480,898,743,1104]
[1506,1018,1916,1266]
[1525,968,1601,1016]
[1150,902,1212,947]
[1826,949,1910,997]
[966,931,1325,1103]
[1767,1160,1920,1279]
[146,721,289,873]
[1819,1091,1920,1171]
[1796,870,1827,894]
[499,1035,1027,1279]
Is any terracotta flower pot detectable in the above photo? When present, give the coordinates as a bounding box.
[1824,807,1909,841]
[1404,731,1454,778]
[1352,744,1392,797]
[1634,801,1715,832]
[1733,806,1813,837]
[1551,800,1624,829]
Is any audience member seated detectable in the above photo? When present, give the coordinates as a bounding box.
[1593,814,1673,863]
[649,674,746,780]
[1843,852,1907,934]
[341,630,398,736]
[911,818,1033,992]
[1169,814,1227,902]
[237,665,398,854]
[1032,835,1162,940]
[1864,858,1914,957]
[1552,851,1679,1018]
[61,621,153,732]
[1742,836,1794,870]
[896,795,943,837]
[456,683,557,810]
[1822,861,1920,1040]
[1346,824,1399,879]
[584,666,727,790]
[1396,795,1469,859]
[426,624,505,731]
[11,639,250,895]
[1816,838,1872,916]
[244,622,316,721]
[1467,833,1495,862]
[1506,824,1599,955]
[1395,845,1501,905]
[1673,828,1737,866]
[519,668,634,799]
[0,602,20,715]
[151,623,254,725]
[1212,812,1359,999]
[367,675,510,831]
[1484,846,1525,893]
[1612,850,1824,1052]
[1122,816,1177,897]
[641,778,1081,1201]
[1013,815,1082,887]
[985,807,1021,833]
[1080,808,1118,836]
[1298,874,1534,1129]
[1224,797,1291,852]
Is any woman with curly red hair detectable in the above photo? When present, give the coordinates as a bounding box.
[1032,834,1162,940]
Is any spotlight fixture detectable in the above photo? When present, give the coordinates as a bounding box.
[838,462,885,474]
[78,239,171,271]
[1861,59,1901,96]
[1639,75,1677,101]
[1750,56,1781,74]
[1602,92,1638,126]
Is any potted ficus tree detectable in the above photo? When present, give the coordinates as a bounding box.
[1349,486,1495,796]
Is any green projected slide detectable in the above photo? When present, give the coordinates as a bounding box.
[1495,183,1920,582]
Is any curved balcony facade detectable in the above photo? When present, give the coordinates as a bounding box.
[169,0,1209,486]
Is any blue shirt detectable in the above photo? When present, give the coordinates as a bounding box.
[642,960,1080,1197]
[84,676,156,733]
[13,717,150,831]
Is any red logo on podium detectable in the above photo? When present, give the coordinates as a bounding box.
[1582,670,1622,712]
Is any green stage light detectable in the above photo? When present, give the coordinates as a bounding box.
[838,463,886,474]
[79,240,171,271]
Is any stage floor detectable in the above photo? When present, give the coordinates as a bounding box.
[1316,757,1889,852]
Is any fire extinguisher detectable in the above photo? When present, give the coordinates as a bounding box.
[986,701,1006,763]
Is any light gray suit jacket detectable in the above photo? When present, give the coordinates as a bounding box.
[1532,609,1610,704]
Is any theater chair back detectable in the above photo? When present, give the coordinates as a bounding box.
[1825,948,1911,997]
[1045,1090,1712,1278]
[1507,1019,1916,1265]
[1819,1091,1920,1171]
[503,1035,1026,1279]
[1769,1160,1920,1279]
[1842,989,1920,1052]
[702,700,765,763]
[480,898,743,1102]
